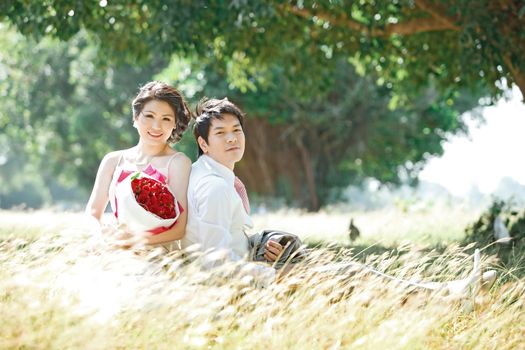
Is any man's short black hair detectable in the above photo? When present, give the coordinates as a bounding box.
[193,97,246,156]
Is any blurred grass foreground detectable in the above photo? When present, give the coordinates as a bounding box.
[1,207,524,350]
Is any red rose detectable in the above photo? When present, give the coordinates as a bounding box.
[131,180,139,193]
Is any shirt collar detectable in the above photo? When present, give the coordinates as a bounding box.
[199,155,235,185]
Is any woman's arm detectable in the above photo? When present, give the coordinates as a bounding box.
[141,152,191,244]
[85,151,120,222]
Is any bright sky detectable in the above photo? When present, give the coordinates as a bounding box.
[419,85,525,196]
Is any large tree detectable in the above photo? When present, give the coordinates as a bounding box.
[0,22,479,210]
[1,1,509,210]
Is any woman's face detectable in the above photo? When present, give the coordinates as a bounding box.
[134,99,176,146]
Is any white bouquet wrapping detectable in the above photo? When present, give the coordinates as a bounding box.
[113,165,181,234]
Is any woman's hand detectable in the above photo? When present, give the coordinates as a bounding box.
[264,240,284,262]
[102,224,146,249]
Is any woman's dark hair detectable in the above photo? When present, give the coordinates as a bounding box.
[132,81,192,143]
[193,97,246,156]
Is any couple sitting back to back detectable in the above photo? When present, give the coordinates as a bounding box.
[86,81,497,293]
[86,81,284,273]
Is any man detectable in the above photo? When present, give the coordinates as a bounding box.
[181,98,285,281]
[181,97,497,296]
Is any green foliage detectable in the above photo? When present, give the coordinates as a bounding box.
[465,199,525,244]
[0,152,48,208]
[0,25,167,206]
[464,199,525,267]
[2,1,523,100]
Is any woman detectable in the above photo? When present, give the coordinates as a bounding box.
[86,81,192,249]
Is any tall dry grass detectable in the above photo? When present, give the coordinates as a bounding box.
[0,209,523,349]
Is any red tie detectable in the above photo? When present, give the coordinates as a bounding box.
[234,176,251,214]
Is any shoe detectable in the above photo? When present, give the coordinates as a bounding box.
[445,249,497,297]
[480,270,497,292]
[458,269,497,313]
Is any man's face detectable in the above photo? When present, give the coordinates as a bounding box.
[198,113,245,170]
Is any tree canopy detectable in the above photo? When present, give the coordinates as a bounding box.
[2,1,524,100]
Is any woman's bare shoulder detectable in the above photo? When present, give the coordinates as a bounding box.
[168,152,192,169]
[102,150,123,163]
[100,149,131,169]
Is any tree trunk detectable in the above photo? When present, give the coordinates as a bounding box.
[237,119,305,205]
[295,135,319,211]
[503,55,525,102]
[250,121,275,194]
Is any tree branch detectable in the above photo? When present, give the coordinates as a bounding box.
[285,4,460,36]
[414,0,460,29]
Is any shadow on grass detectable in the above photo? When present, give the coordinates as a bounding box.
[304,239,448,261]
[304,237,525,282]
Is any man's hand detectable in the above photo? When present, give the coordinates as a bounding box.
[264,239,284,262]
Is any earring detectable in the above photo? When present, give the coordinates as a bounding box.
[133,121,138,128]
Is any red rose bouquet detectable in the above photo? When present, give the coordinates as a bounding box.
[131,175,177,219]
[113,165,181,234]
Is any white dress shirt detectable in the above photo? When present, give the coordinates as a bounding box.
[181,155,275,282]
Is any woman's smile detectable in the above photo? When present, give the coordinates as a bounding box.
[147,131,164,138]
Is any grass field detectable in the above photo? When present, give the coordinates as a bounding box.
[1,207,524,349]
